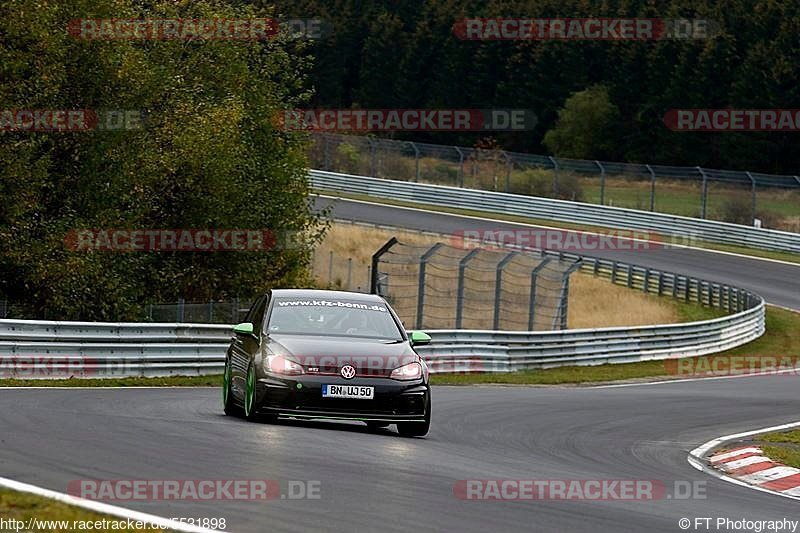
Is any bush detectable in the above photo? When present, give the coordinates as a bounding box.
[717,195,780,228]
[554,174,584,202]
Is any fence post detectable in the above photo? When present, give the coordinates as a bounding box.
[548,156,559,197]
[502,151,512,193]
[556,261,583,330]
[328,250,334,284]
[493,251,518,329]
[595,160,605,204]
[646,164,656,211]
[455,249,481,328]
[416,243,444,329]
[409,142,420,182]
[208,301,214,322]
[368,137,377,177]
[454,146,465,187]
[177,298,185,322]
[698,167,708,219]
[370,237,398,294]
[346,258,352,290]
[746,171,756,225]
[528,257,552,330]
[323,133,331,171]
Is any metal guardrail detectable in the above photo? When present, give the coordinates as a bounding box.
[309,169,800,254]
[310,132,800,227]
[0,235,765,378]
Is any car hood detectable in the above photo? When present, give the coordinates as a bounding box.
[266,334,418,376]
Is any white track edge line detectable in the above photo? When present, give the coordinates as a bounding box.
[0,476,220,532]
[687,420,800,502]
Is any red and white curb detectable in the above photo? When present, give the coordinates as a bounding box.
[688,420,800,501]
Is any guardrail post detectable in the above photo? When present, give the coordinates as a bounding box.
[684,278,691,303]
[626,265,634,288]
[556,261,583,330]
[177,298,185,322]
[455,249,481,328]
[455,146,465,187]
[370,237,398,294]
[657,272,664,296]
[493,251,518,329]
[548,156,559,197]
[698,167,708,219]
[416,243,444,329]
[643,268,651,293]
[595,161,605,204]
[646,164,656,211]
[208,301,214,322]
[708,283,715,307]
[746,171,756,225]
[611,261,618,283]
[410,142,420,182]
[346,258,353,289]
[528,257,552,330]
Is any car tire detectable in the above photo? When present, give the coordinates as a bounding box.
[243,361,259,421]
[397,394,431,437]
[222,357,241,416]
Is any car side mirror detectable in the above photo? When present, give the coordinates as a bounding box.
[408,330,431,346]
[233,322,255,336]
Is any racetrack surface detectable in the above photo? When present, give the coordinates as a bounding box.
[313,196,800,311]
[0,380,797,532]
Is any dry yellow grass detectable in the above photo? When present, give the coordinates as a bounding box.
[568,272,678,328]
[313,222,683,329]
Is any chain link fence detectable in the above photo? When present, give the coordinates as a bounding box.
[309,133,800,232]
[371,239,580,331]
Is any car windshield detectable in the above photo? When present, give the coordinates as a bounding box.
[267,297,404,340]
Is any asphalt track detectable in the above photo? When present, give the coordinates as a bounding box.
[2,197,798,533]
[313,196,800,311]
[0,381,797,532]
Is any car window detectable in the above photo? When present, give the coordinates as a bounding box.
[266,297,403,340]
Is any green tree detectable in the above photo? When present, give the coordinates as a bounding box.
[0,0,326,320]
[543,85,621,160]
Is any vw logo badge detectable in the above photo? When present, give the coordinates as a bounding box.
[340,365,356,379]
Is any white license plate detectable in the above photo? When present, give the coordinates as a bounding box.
[321,384,374,399]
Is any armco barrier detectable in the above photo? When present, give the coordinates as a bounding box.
[309,169,800,254]
[0,243,765,378]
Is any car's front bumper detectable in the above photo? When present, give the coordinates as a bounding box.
[254,374,429,422]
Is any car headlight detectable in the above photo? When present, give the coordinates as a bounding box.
[390,362,422,380]
[266,355,304,375]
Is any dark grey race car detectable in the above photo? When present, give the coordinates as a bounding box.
[222,289,432,436]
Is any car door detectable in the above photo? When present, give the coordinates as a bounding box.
[229,295,268,401]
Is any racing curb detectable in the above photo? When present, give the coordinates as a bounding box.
[0,476,219,533]
[688,421,800,501]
